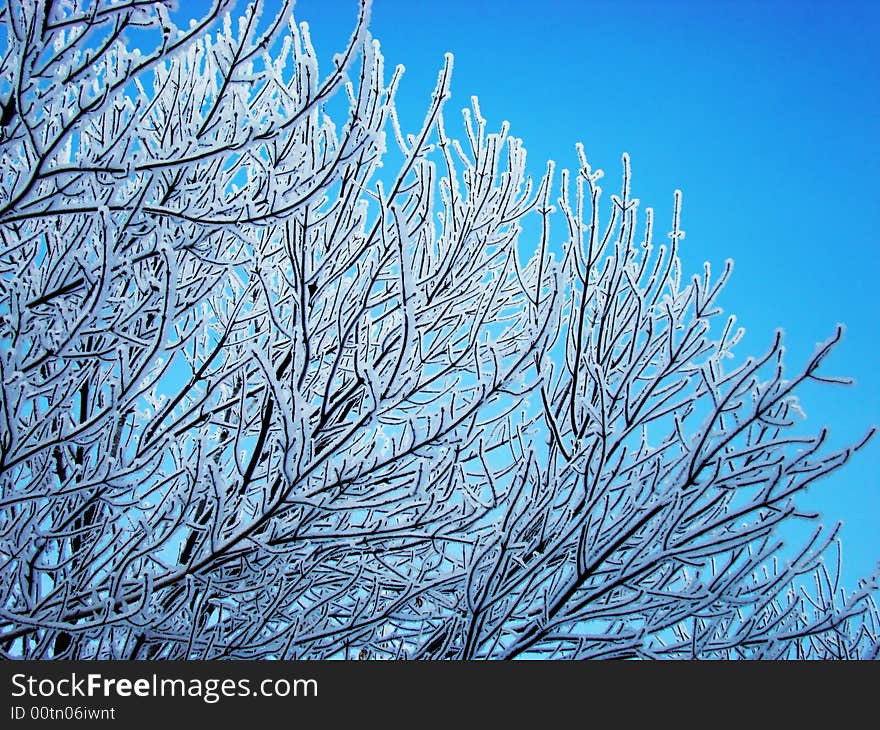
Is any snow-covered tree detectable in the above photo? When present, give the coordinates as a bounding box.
[0,0,876,659]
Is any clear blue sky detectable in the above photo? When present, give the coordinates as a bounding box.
[191,0,880,588]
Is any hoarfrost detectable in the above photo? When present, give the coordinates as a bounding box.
[0,0,876,661]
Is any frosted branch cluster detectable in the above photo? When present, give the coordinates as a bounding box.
[0,0,876,659]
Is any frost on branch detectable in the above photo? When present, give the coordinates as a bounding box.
[0,0,876,660]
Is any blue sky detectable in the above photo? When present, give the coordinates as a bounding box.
[185,0,879,588]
